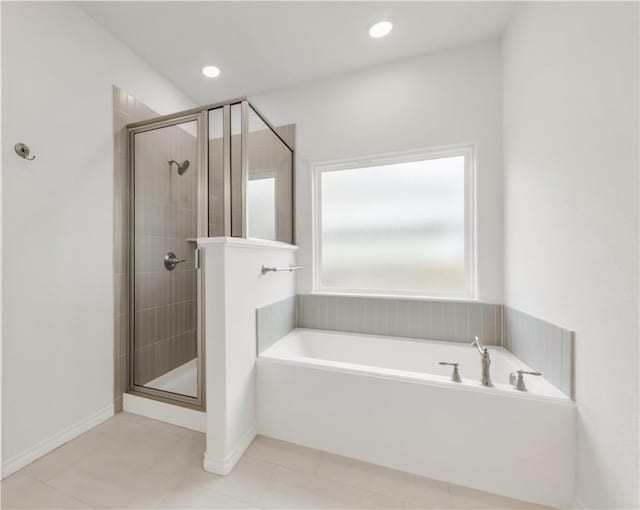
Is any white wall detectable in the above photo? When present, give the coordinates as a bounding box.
[502,3,639,508]
[200,238,297,475]
[1,2,196,474]
[253,39,503,302]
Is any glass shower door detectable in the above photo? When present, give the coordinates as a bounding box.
[130,117,201,403]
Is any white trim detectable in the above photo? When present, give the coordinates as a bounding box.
[306,291,491,304]
[203,426,256,475]
[197,236,298,251]
[1,404,114,479]
[311,143,477,300]
[123,393,206,433]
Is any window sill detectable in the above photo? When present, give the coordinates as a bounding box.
[309,290,486,305]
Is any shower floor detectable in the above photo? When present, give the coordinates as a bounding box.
[146,359,197,397]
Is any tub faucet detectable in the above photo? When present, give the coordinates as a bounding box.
[471,336,492,387]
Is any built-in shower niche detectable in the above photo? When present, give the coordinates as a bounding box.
[125,98,294,410]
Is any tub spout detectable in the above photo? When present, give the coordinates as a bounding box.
[471,336,492,387]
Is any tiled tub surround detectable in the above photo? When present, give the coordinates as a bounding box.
[504,306,574,399]
[256,296,503,353]
[298,295,503,345]
[256,295,575,398]
[256,296,297,353]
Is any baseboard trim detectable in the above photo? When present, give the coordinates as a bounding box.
[203,426,256,475]
[2,404,114,479]
[123,393,205,432]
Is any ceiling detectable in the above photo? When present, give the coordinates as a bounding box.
[79,2,515,105]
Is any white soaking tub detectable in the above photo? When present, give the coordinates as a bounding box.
[257,329,575,508]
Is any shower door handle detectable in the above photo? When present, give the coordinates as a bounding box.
[164,252,186,271]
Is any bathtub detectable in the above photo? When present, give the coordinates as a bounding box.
[257,329,575,508]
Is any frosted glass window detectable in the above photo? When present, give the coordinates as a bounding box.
[318,151,472,296]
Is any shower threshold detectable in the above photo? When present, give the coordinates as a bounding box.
[146,359,197,397]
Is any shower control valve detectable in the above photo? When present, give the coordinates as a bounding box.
[164,252,186,271]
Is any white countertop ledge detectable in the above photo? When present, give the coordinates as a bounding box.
[197,237,299,251]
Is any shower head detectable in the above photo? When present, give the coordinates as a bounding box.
[168,159,190,175]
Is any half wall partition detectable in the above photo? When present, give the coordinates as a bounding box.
[127,99,294,409]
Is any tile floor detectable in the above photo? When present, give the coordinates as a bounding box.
[1,412,551,509]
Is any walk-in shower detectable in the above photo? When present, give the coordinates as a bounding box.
[126,98,294,408]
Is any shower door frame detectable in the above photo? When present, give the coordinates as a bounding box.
[127,110,209,410]
[126,96,295,409]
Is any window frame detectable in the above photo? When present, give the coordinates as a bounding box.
[312,144,477,300]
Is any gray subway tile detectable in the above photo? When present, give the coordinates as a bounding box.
[256,296,297,353]
[372,298,385,336]
[327,296,340,331]
[386,299,399,337]
[355,297,368,334]
[442,303,456,342]
[344,297,357,333]
[503,306,575,399]
[561,330,574,398]
[316,295,329,330]
[396,299,410,338]
[405,300,419,338]
[481,304,497,346]
[429,301,443,340]
[454,303,469,342]
[469,304,482,344]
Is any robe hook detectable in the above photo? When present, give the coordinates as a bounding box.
[14,143,36,161]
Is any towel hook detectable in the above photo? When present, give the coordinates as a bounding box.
[15,143,35,161]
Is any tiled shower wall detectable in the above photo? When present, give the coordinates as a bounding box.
[115,93,296,410]
[257,295,575,398]
[113,87,199,410]
[133,123,198,386]
[113,86,159,411]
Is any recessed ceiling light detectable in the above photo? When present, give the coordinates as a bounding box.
[202,65,221,78]
[369,20,393,39]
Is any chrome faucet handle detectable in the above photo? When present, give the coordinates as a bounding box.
[439,362,462,383]
[510,370,542,391]
[164,252,186,271]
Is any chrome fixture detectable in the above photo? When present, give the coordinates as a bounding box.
[164,251,186,271]
[509,370,542,392]
[439,362,462,383]
[471,336,492,387]
[168,159,190,175]
[14,142,35,160]
[261,264,302,275]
